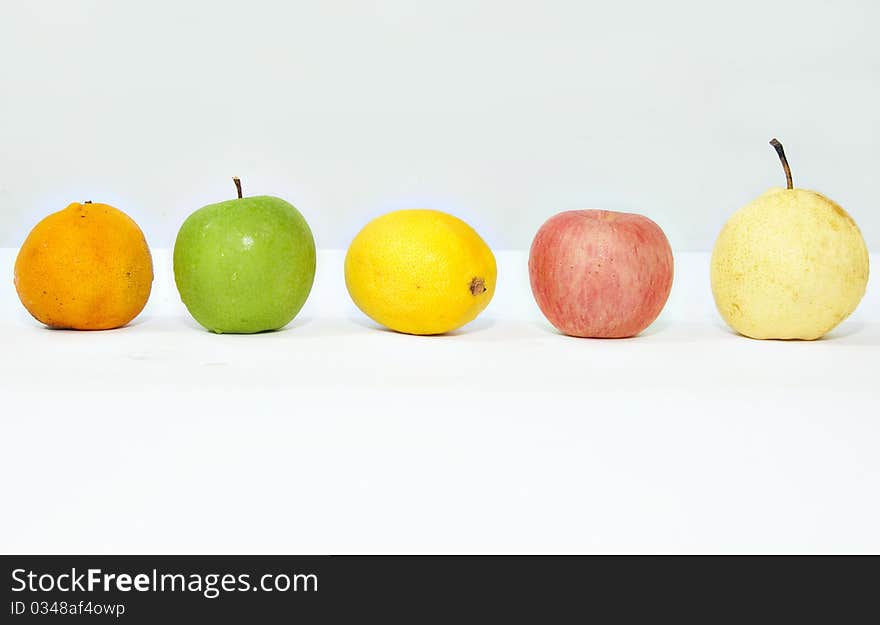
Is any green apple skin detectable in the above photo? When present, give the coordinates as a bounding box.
[173,195,316,334]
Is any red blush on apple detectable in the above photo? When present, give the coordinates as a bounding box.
[528,210,674,338]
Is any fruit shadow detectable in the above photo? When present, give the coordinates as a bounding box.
[346,316,496,337]
[164,315,317,336]
[227,315,316,336]
[821,321,871,342]
[638,319,672,338]
[531,318,674,340]
[720,320,872,343]
[39,316,150,333]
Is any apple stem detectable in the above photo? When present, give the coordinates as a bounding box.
[233,177,243,199]
[769,138,793,190]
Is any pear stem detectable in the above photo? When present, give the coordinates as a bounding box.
[769,138,793,190]
[233,177,243,199]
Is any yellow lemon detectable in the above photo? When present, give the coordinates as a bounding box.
[345,209,496,335]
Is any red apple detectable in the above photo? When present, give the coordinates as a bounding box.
[528,210,674,338]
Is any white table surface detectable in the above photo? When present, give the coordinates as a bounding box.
[1,248,878,554]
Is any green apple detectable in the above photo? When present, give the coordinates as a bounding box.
[173,178,316,333]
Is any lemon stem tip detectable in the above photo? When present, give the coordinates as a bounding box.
[470,277,486,295]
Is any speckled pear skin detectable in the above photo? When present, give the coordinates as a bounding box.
[711,187,869,340]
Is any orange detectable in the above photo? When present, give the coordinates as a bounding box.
[14,202,153,330]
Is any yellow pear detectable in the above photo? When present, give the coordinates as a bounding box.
[711,139,869,340]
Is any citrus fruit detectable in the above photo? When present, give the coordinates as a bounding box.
[14,202,153,330]
[345,209,496,335]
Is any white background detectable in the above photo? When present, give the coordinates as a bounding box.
[1,0,879,250]
[2,2,880,555]
[2,249,879,554]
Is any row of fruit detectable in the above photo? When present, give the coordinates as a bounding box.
[12,140,870,340]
